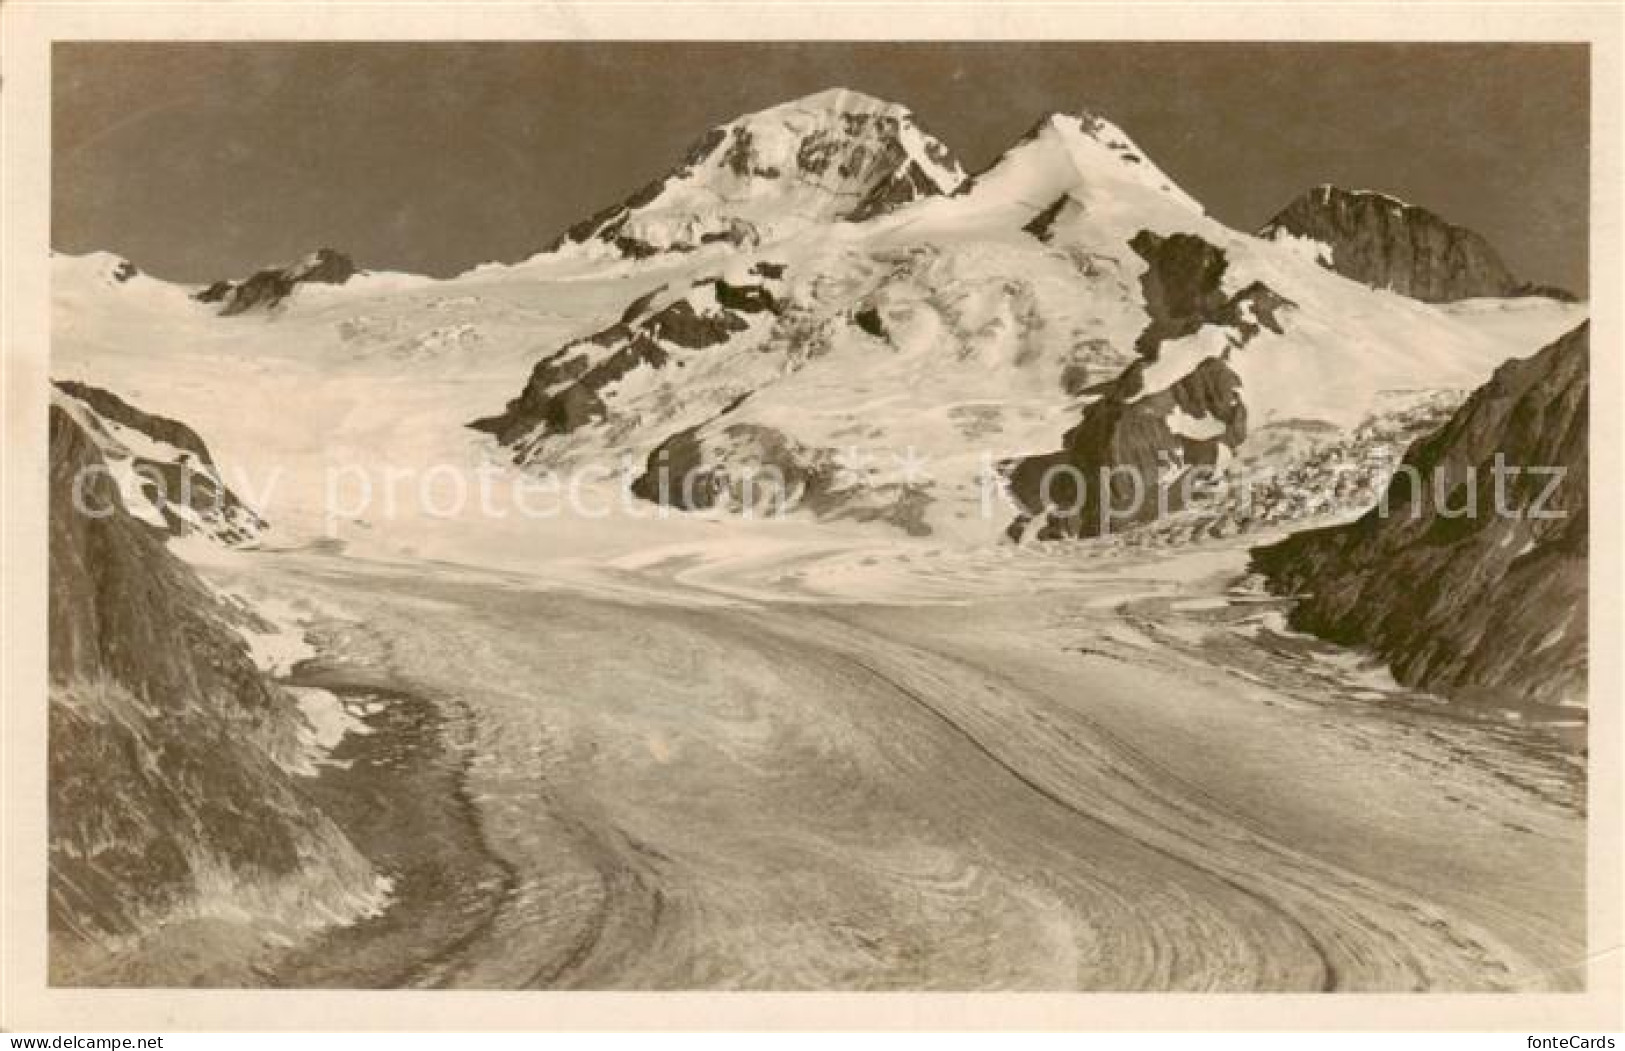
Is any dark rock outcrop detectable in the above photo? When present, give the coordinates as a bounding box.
[853,305,886,338]
[470,271,784,447]
[1022,196,1072,242]
[645,298,751,348]
[629,416,934,537]
[55,379,213,463]
[1510,281,1582,304]
[1259,185,1569,303]
[52,380,264,544]
[1251,322,1589,708]
[846,159,953,223]
[1128,231,1289,353]
[1005,231,1292,539]
[49,404,278,722]
[48,403,375,981]
[194,248,357,315]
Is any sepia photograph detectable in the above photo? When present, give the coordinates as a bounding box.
[2,1,1621,1037]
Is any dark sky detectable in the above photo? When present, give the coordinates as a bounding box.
[53,42,1589,292]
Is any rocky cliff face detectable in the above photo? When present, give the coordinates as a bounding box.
[547,88,966,260]
[195,248,357,315]
[52,380,265,544]
[1259,185,1567,303]
[1004,231,1293,539]
[1251,321,1588,709]
[48,401,381,983]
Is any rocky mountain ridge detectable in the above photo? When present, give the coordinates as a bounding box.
[546,88,967,260]
[1260,185,1573,303]
[1251,321,1589,709]
[52,379,265,545]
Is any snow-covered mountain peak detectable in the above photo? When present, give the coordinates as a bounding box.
[962,110,1205,227]
[193,247,359,315]
[547,87,967,260]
